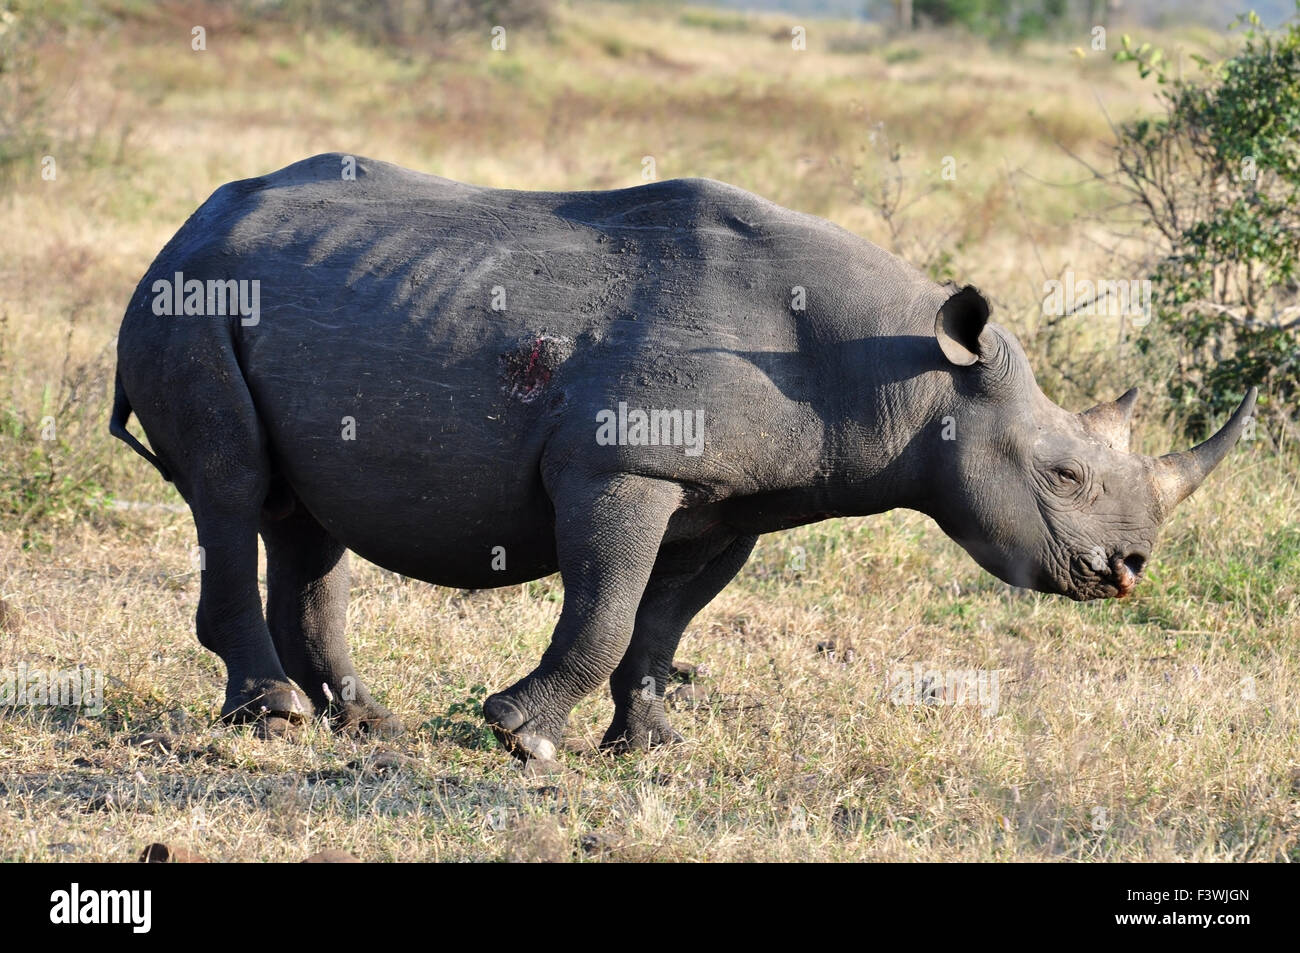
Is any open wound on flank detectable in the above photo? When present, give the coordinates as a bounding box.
[500,334,572,403]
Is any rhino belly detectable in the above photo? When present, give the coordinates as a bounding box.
[243,331,561,588]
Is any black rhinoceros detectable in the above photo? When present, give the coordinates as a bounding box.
[111,154,1255,762]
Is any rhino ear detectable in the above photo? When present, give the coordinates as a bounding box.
[935,285,990,367]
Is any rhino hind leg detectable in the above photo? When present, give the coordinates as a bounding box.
[260,498,400,736]
[124,349,310,734]
[483,474,682,763]
[183,462,312,734]
[602,534,758,752]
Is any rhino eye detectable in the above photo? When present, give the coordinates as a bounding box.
[1052,466,1082,485]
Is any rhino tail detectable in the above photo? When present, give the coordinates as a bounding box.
[110,371,172,482]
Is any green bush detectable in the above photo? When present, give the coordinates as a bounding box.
[1114,13,1300,443]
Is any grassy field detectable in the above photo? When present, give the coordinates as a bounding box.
[0,0,1296,861]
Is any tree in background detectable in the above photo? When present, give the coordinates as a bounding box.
[894,0,914,30]
[1114,12,1300,444]
[907,0,1073,38]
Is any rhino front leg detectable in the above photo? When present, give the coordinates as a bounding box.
[483,475,681,762]
[602,534,757,751]
[260,499,399,734]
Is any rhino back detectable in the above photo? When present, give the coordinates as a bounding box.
[117,154,944,582]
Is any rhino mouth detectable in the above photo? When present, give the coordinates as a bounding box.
[1067,551,1147,600]
[947,533,1147,601]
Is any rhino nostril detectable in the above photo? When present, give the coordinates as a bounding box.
[1123,553,1147,577]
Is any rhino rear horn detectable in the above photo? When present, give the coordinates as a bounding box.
[1153,388,1257,517]
[1080,386,1139,451]
[935,286,990,367]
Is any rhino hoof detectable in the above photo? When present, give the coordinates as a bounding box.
[334,704,403,738]
[484,693,561,761]
[483,692,527,733]
[221,684,313,736]
[521,755,571,778]
[514,733,557,762]
[255,715,302,740]
[492,725,558,762]
[600,724,684,753]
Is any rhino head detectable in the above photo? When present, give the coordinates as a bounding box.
[929,286,1256,601]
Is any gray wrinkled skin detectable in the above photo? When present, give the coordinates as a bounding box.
[111,154,1255,760]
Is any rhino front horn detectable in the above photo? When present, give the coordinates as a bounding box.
[1153,387,1257,517]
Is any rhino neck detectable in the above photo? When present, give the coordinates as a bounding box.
[823,356,951,519]
[718,334,951,535]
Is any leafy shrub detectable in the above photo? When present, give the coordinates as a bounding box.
[1114,14,1300,443]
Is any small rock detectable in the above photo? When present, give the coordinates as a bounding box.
[47,842,77,855]
[670,660,710,682]
[668,683,710,709]
[348,749,411,775]
[302,849,361,863]
[139,842,207,863]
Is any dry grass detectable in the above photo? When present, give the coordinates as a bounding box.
[2,467,1296,862]
[0,1,1295,861]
